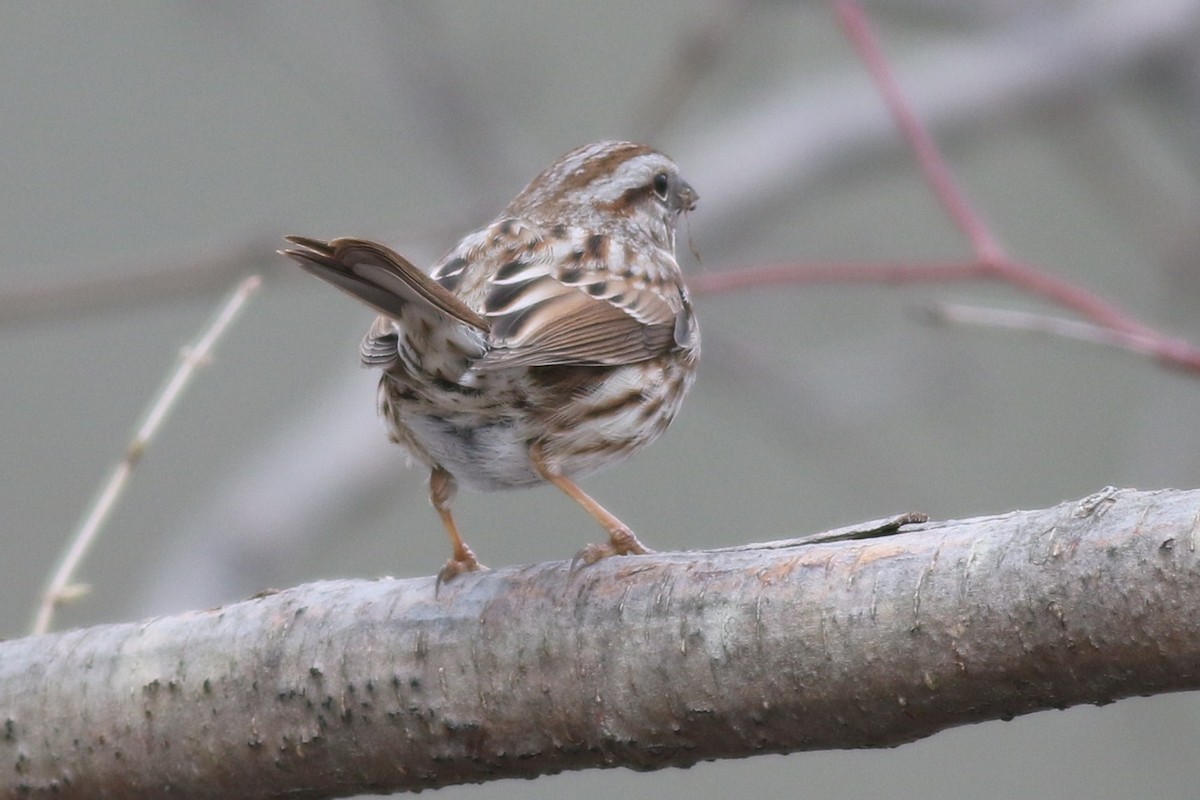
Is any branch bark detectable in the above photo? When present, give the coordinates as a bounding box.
[4,488,1199,798]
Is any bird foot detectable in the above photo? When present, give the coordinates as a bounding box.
[435,549,488,594]
[571,528,654,571]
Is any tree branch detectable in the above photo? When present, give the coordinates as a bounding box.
[4,488,1199,798]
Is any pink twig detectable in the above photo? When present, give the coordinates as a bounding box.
[832,0,1005,265]
[992,260,1157,339]
[693,0,1200,375]
[691,260,987,295]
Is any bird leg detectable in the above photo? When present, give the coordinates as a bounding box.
[529,443,654,566]
[429,466,486,585]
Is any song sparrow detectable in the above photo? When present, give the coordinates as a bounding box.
[282,141,699,583]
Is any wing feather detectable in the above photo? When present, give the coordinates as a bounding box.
[473,234,688,370]
[284,227,693,374]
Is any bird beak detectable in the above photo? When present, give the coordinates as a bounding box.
[674,179,698,213]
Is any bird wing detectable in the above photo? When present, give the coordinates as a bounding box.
[473,229,693,371]
[282,230,696,373]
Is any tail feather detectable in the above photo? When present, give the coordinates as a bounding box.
[280,236,489,332]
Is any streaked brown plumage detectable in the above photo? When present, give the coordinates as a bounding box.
[282,141,699,582]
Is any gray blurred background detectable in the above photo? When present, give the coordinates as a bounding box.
[4,2,1200,798]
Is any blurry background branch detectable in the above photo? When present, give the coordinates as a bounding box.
[3,488,1197,798]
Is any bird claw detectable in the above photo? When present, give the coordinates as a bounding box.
[435,552,488,595]
[570,528,655,572]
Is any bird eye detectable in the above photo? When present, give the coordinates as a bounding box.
[652,172,670,201]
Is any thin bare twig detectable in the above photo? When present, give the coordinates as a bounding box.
[830,0,1161,335]
[30,275,263,636]
[832,0,1006,264]
[691,0,1200,374]
[833,0,1200,367]
[929,302,1166,358]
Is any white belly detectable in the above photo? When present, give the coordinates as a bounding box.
[402,414,542,491]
